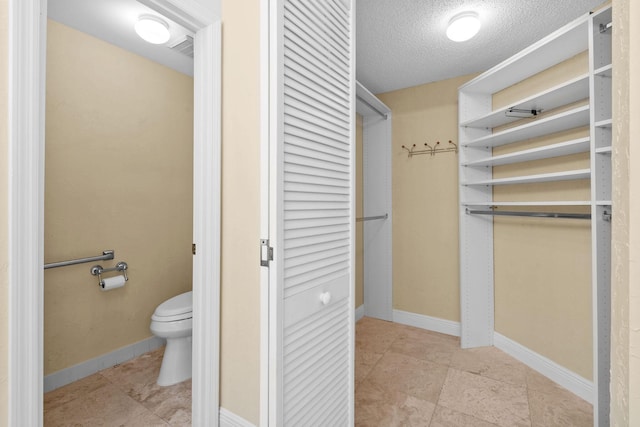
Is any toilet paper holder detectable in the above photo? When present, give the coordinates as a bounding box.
[90,261,128,287]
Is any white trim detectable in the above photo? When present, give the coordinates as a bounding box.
[8,0,46,424]
[190,19,221,426]
[355,304,365,322]
[494,332,594,404]
[220,407,257,427]
[10,0,221,424]
[393,310,461,337]
[259,0,270,425]
[44,337,165,393]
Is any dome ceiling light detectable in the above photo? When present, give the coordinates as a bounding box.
[446,12,481,42]
[135,15,171,45]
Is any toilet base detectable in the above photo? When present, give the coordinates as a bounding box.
[157,336,192,386]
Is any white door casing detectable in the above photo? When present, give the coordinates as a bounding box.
[8,0,221,424]
[264,0,355,424]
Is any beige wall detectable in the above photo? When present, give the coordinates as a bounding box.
[355,114,364,308]
[492,54,593,379]
[219,0,261,423]
[611,0,640,425]
[44,20,194,374]
[0,0,8,422]
[378,75,472,321]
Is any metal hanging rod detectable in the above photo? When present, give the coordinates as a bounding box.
[44,250,114,270]
[402,140,458,158]
[356,213,388,222]
[356,94,389,119]
[466,209,592,220]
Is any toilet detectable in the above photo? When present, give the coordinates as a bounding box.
[150,291,193,386]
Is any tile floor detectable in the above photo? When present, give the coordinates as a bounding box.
[45,317,593,426]
[355,317,593,427]
[44,347,191,426]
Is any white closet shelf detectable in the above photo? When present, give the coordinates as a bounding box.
[462,201,591,207]
[595,146,612,154]
[461,74,589,129]
[595,64,612,78]
[595,119,612,128]
[462,137,590,167]
[463,105,590,148]
[461,168,591,186]
[459,18,588,94]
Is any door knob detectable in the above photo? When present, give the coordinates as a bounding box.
[320,291,331,305]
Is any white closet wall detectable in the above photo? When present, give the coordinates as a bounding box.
[356,82,393,321]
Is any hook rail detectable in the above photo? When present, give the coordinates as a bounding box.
[402,140,457,158]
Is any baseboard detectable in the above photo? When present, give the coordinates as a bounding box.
[393,309,461,337]
[493,332,593,404]
[44,336,165,393]
[219,407,256,427]
[355,304,365,321]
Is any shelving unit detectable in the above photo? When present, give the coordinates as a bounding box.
[458,6,612,427]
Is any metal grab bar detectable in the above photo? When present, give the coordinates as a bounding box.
[44,250,114,270]
[466,209,591,220]
[356,213,388,222]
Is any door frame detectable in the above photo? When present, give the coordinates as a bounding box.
[8,0,221,424]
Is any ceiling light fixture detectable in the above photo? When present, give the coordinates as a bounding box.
[135,15,171,45]
[446,12,481,42]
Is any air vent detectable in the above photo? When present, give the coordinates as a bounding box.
[169,35,194,58]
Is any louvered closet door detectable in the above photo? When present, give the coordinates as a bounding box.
[269,0,354,425]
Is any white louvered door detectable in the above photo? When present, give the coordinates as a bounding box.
[267,0,355,425]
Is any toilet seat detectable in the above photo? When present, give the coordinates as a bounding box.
[152,291,192,322]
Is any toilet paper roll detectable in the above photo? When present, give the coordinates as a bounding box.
[100,275,126,291]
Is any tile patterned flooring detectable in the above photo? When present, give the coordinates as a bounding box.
[45,317,593,426]
[355,317,593,426]
[44,347,191,426]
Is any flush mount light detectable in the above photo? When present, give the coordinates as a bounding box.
[135,15,171,45]
[446,12,481,42]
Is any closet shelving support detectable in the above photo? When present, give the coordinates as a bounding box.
[458,6,612,427]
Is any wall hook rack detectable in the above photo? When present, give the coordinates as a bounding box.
[402,140,458,158]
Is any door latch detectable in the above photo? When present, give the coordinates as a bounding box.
[260,239,274,267]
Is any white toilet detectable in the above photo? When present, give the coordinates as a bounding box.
[150,291,193,386]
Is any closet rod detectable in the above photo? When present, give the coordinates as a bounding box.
[466,209,591,220]
[356,213,388,222]
[356,94,389,119]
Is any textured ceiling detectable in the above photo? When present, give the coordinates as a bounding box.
[357,0,607,94]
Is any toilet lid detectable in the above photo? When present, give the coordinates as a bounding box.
[153,291,192,318]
